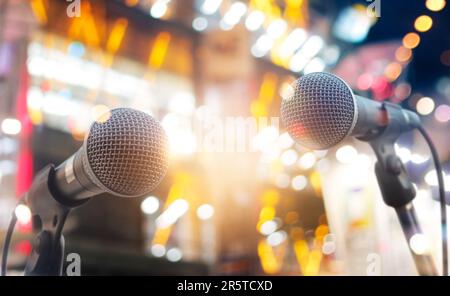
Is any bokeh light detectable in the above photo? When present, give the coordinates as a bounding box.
[384,62,402,81]
[416,96,435,115]
[166,248,183,262]
[197,204,215,220]
[434,104,450,122]
[336,145,358,164]
[409,233,431,255]
[414,15,433,32]
[402,32,421,49]
[395,46,412,62]
[15,204,32,225]
[1,118,22,135]
[141,196,160,215]
[426,0,446,11]
[441,50,450,66]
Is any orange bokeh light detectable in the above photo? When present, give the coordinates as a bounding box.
[403,33,421,49]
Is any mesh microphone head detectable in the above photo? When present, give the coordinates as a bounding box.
[280,72,357,150]
[83,108,169,197]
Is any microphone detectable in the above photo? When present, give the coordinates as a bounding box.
[280,72,441,275]
[51,107,169,204]
[280,72,421,150]
[8,107,169,276]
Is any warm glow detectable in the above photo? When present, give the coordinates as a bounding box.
[106,18,128,55]
[141,196,160,214]
[30,0,48,24]
[395,46,412,62]
[149,32,171,69]
[125,0,139,6]
[384,62,402,81]
[414,15,433,32]
[91,105,111,123]
[402,33,421,49]
[426,0,446,11]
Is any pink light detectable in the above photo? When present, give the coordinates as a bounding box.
[357,73,373,90]
[435,105,450,123]
[372,76,393,101]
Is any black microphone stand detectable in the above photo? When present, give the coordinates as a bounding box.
[23,165,87,276]
[363,103,438,276]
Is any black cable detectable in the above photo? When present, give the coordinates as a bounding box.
[417,125,447,276]
[1,197,25,276]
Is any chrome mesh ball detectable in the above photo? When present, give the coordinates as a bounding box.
[281,72,356,150]
[86,108,168,197]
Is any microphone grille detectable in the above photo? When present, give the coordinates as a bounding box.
[281,72,356,150]
[86,108,168,197]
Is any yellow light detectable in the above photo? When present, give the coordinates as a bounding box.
[259,206,276,222]
[416,97,435,115]
[285,211,299,224]
[284,0,309,27]
[384,62,402,81]
[395,46,412,63]
[304,249,322,276]
[426,0,446,11]
[125,0,139,6]
[414,15,433,32]
[149,32,171,69]
[309,171,322,196]
[30,0,48,24]
[293,239,309,272]
[402,32,421,49]
[261,189,279,206]
[91,105,111,123]
[152,176,187,246]
[106,18,128,54]
[252,73,278,117]
[315,225,329,241]
[67,1,100,47]
[257,240,280,274]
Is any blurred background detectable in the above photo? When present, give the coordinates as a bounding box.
[0,0,449,275]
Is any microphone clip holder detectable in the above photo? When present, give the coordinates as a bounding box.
[363,102,437,276]
[23,165,88,276]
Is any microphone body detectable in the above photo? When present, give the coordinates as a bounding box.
[351,94,420,141]
[53,148,103,202]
